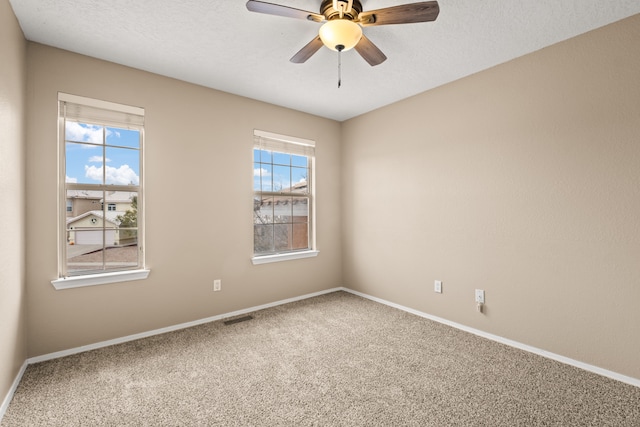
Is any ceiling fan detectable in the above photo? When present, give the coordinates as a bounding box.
[246,0,440,66]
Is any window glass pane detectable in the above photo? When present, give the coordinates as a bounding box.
[105,231,139,270]
[65,121,104,144]
[273,197,292,224]
[114,192,138,229]
[273,165,291,191]
[260,149,272,163]
[66,142,103,184]
[106,127,140,148]
[273,152,290,166]
[254,224,274,254]
[254,198,273,225]
[274,224,291,251]
[291,167,308,193]
[254,162,273,192]
[65,190,139,274]
[292,223,309,250]
[104,147,140,186]
[66,189,103,218]
[66,224,107,274]
[292,198,309,223]
[291,154,307,168]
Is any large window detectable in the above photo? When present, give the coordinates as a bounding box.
[253,130,316,262]
[55,93,146,286]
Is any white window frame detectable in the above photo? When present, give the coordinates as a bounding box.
[252,130,318,265]
[52,93,149,290]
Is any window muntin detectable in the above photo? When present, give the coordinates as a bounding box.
[59,94,144,278]
[253,131,314,257]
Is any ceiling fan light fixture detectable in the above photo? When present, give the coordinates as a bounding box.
[319,19,362,52]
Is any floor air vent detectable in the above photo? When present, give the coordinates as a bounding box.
[223,315,254,325]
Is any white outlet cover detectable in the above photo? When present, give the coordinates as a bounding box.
[434,280,442,293]
[475,289,485,303]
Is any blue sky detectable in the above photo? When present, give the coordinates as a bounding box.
[253,149,308,192]
[65,122,140,185]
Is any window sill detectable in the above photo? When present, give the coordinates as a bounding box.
[51,269,150,290]
[252,250,319,265]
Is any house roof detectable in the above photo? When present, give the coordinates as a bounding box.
[67,190,136,203]
[66,210,124,226]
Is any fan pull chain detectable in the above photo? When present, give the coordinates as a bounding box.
[338,50,342,88]
[337,44,345,89]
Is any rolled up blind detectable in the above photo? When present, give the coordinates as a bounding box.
[253,129,315,157]
[59,93,144,129]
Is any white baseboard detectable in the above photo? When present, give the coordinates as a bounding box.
[0,360,28,423]
[27,287,343,364]
[4,284,637,422]
[341,287,640,389]
[3,287,342,423]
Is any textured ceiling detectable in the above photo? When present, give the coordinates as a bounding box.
[9,0,640,121]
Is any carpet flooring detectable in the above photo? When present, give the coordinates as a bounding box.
[2,291,639,426]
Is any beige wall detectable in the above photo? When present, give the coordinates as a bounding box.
[9,5,640,388]
[342,14,640,379]
[25,44,342,356]
[0,0,27,407]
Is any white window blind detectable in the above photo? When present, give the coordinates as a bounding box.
[253,130,315,157]
[59,93,144,129]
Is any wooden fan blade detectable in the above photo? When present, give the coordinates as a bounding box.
[290,36,324,63]
[246,1,325,23]
[354,35,387,66]
[358,1,439,26]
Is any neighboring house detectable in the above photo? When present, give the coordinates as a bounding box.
[67,211,122,245]
[66,190,135,218]
[65,190,136,246]
[66,191,100,218]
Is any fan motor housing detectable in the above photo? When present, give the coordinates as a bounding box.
[320,0,363,20]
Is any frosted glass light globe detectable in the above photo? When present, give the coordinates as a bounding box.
[319,19,363,52]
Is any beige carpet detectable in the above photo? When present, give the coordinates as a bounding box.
[3,291,639,426]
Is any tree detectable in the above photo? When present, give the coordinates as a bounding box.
[116,195,137,244]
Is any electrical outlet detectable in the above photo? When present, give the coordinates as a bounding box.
[213,279,221,292]
[434,280,442,293]
[475,289,485,304]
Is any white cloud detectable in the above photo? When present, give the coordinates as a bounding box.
[65,122,121,145]
[85,164,139,185]
[88,156,111,163]
[65,175,78,183]
[254,168,271,177]
[65,122,103,144]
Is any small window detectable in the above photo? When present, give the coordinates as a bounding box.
[253,130,315,259]
[57,93,145,279]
